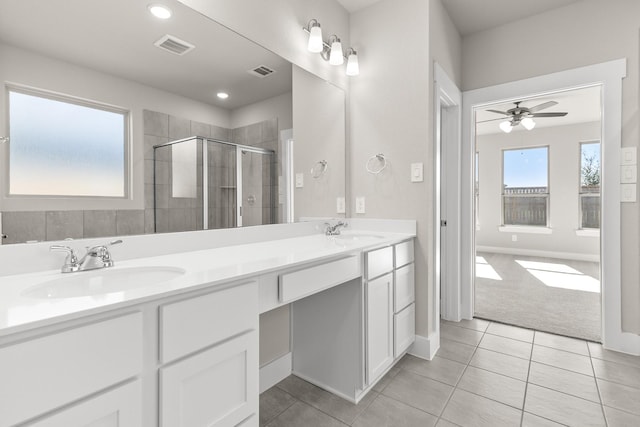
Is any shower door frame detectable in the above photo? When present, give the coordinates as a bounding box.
[153,136,276,230]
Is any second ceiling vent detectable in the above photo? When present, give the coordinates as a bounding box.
[154,34,195,56]
[247,65,276,78]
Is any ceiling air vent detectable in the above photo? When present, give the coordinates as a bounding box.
[248,65,276,78]
[153,34,195,56]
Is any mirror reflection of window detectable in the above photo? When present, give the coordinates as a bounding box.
[8,87,127,198]
[502,146,549,227]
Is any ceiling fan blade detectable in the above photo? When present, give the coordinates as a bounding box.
[486,109,510,116]
[530,112,568,118]
[528,101,558,113]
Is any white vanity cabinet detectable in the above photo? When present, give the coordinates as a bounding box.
[159,282,259,427]
[27,381,142,427]
[0,312,143,427]
[364,239,415,385]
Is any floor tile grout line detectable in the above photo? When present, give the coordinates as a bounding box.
[434,321,489,426]
[589,341,610,427]
[519,330,535,427]
[262,387,299,426]
[376,391,446,421]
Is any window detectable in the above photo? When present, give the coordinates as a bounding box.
[502,146,549,226]
[580,141,601,229]
[8,86,128,197]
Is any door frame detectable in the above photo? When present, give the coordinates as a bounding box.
[434,63,462,330]
[459,59,640,355]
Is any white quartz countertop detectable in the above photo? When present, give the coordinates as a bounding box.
[0,230,414,337]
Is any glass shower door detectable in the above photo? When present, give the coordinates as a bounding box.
[239,148,275,227]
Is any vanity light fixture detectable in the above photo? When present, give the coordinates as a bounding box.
[303,19,359,76]
[328,36,344,65]
[346,49,359,76]
[148,4,172,19]
[306,19,324,53]
[216,92,229,100]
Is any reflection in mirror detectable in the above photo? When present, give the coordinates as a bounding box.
[0,0,346,244]
[292,66,346,220]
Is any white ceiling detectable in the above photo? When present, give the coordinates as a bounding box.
[475,86,601,136]
[336,0,383,13]
[0,0,292,110]
[441,0,582,36]
[337,0,582,36]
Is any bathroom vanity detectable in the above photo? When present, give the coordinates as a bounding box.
[0,220,415,427]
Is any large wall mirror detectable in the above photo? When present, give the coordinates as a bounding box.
[0,0,346,244]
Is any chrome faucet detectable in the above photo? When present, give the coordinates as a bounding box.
[324,221,348,236]
[49,245,80,273]
[50,239,122,273]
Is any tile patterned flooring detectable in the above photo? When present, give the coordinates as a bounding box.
[259,319,640,427]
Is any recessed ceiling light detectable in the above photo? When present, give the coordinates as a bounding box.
[217,92,229,100]
[148,4,172,19]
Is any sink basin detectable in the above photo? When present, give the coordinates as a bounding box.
[22,266,186,299]
[330,234,385,241]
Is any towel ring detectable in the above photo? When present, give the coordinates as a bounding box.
[366,154,387,174]
[311,160,328,178]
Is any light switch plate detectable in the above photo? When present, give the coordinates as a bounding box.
[411,163,424,182]
[621,165,637,183]
[336,197,346,214]
[355,197,366,214]
[621,147,637,165]
[295,173,304,188]
[621,184,637,202]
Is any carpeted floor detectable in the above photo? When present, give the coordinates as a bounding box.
[475,252,601,342]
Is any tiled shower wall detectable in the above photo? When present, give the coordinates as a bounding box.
[1,110,279,243]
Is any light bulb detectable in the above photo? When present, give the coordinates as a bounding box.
[307,22,323,53]
[217,92,229,99]
[148,4,172,19]
[521,117,536,130]
[329,38,344,65]
[346,50,359,76]
[499,121,513,133]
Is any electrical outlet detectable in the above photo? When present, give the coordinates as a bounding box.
[336,197,346,214]
[355,197,366,214]
[512,235,517,242]
[295,173,304,188]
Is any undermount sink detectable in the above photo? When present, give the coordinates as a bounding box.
[330,234,385,241]
[22,266,186,299]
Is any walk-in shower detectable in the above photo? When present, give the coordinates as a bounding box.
[152,136,277,232]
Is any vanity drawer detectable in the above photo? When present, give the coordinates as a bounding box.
[394,303,415,357]
[394,263,415,312]
[0,312,142,427]
[160,281,258,364]
[395,240,414,268]
[365,246,394,279]
[279,255,360,303]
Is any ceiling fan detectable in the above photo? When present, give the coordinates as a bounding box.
[482,101,568,133]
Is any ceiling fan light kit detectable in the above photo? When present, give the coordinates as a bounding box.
[484,100,568,133]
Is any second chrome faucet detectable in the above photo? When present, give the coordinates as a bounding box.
[50,239,123,273]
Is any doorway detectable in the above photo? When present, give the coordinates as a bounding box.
[472,87,602,341]
[453,59,640,355]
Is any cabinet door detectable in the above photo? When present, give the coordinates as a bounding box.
[160,330,258,427]
[394,303,416,357]
[366,273,394,384]
[28,381,141,427]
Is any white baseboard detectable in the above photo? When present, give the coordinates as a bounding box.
[476,245,599,262]
[259,352,292,393]
[408,333,439,360]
